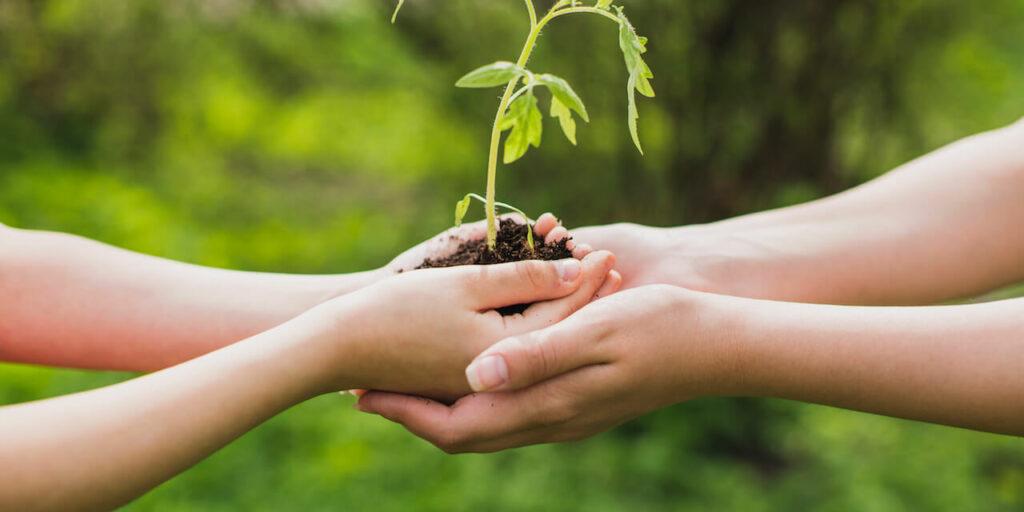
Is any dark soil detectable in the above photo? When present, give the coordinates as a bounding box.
[417,218,573,315]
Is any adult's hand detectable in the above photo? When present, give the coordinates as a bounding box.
[359,281,1024,450]
[576,121,1024,306]
[317,251,621,402]
[570,223,724,291]
[355,285,737,452]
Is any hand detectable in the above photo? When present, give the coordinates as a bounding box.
[356,285,739,452]
[304,251,622,402]
[570,223,716,291]
[573,222,774,298]
[388,213,595,273]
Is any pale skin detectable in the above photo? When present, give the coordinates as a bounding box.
[571,118,1024,304]
[0,213,622,510]
[0,213,601,371]
[0,218,620,511]
[357,120,1024,451]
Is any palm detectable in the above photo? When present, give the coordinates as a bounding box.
[386,213,572,274]
[386,221,490,274]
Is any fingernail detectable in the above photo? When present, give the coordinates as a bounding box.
[466,354,509,392]
[557,259,581,282]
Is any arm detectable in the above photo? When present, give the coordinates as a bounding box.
[575,120,1024,304]
[357,286,1024,452]
[0,214,577,371]
[0,254,617,511]
[734,294,1024,434]
[0,226,382,371]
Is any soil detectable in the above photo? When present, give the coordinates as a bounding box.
[416,218,573,315]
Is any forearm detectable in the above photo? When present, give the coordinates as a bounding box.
[0,312,337,512]
[676,121,1024,304]
[0,228,384,371]
[722,294,1024,435]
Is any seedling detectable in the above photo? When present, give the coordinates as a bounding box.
[393,0,654,251]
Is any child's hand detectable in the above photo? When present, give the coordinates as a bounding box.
[386,213,596,273]
[304,251,620,402]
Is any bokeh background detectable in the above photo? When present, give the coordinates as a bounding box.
[2,0,1024,509]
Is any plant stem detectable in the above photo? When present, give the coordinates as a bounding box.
[548,6,621,24]
[524,0,538,28]
[483,1,621,249]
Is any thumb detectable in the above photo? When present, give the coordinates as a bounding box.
[465,323,603,392]
[458,258,583,311]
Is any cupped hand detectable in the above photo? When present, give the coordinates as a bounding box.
[387,213,597,273]
[356,285,741,452]
[307,250,622,402]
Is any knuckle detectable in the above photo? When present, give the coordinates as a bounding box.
[548,397,581,425]
[575,310,617,346]
[523,333,557,380]
[456,266,487,293]
[517,260,553,290]
[462,266,486,286]
[532,387,580,426]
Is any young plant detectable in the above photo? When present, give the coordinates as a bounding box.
[393,0,654,251]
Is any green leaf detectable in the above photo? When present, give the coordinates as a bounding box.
[616,7,655,154]
[626,73,641,154]
[501,93,541,164]
[456,62,526,88]
[527,97,543,148]
[596,0,614,9]
[499,92,531,131]
[453,194,472,226]
[550,96,577,145]
[536,74,589,122]
[635,60,655,98]
[391,0,404,23]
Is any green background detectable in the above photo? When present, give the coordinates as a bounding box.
[2,0,1023,509]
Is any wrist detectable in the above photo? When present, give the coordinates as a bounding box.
[667,288,766,398]
[711,294,804,399]
[279,297,368,398]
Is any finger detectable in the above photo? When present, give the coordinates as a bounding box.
[545,226,570,245]
[572,243,593,259]
[459,423,586,453]
[455,365,618,452]
[457,258,583,311]
[392,221,489,271]
[594,270,622,299]
[356,392,453,439]
[533,213,559,238]
[502,250,614,334]
[358,391,534,454]
[468,315,612,393]
[367,366,614,453]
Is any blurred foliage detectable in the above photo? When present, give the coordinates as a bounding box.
[1,0,1023,510]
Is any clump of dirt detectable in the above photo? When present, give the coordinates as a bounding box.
[417,218,573,315]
